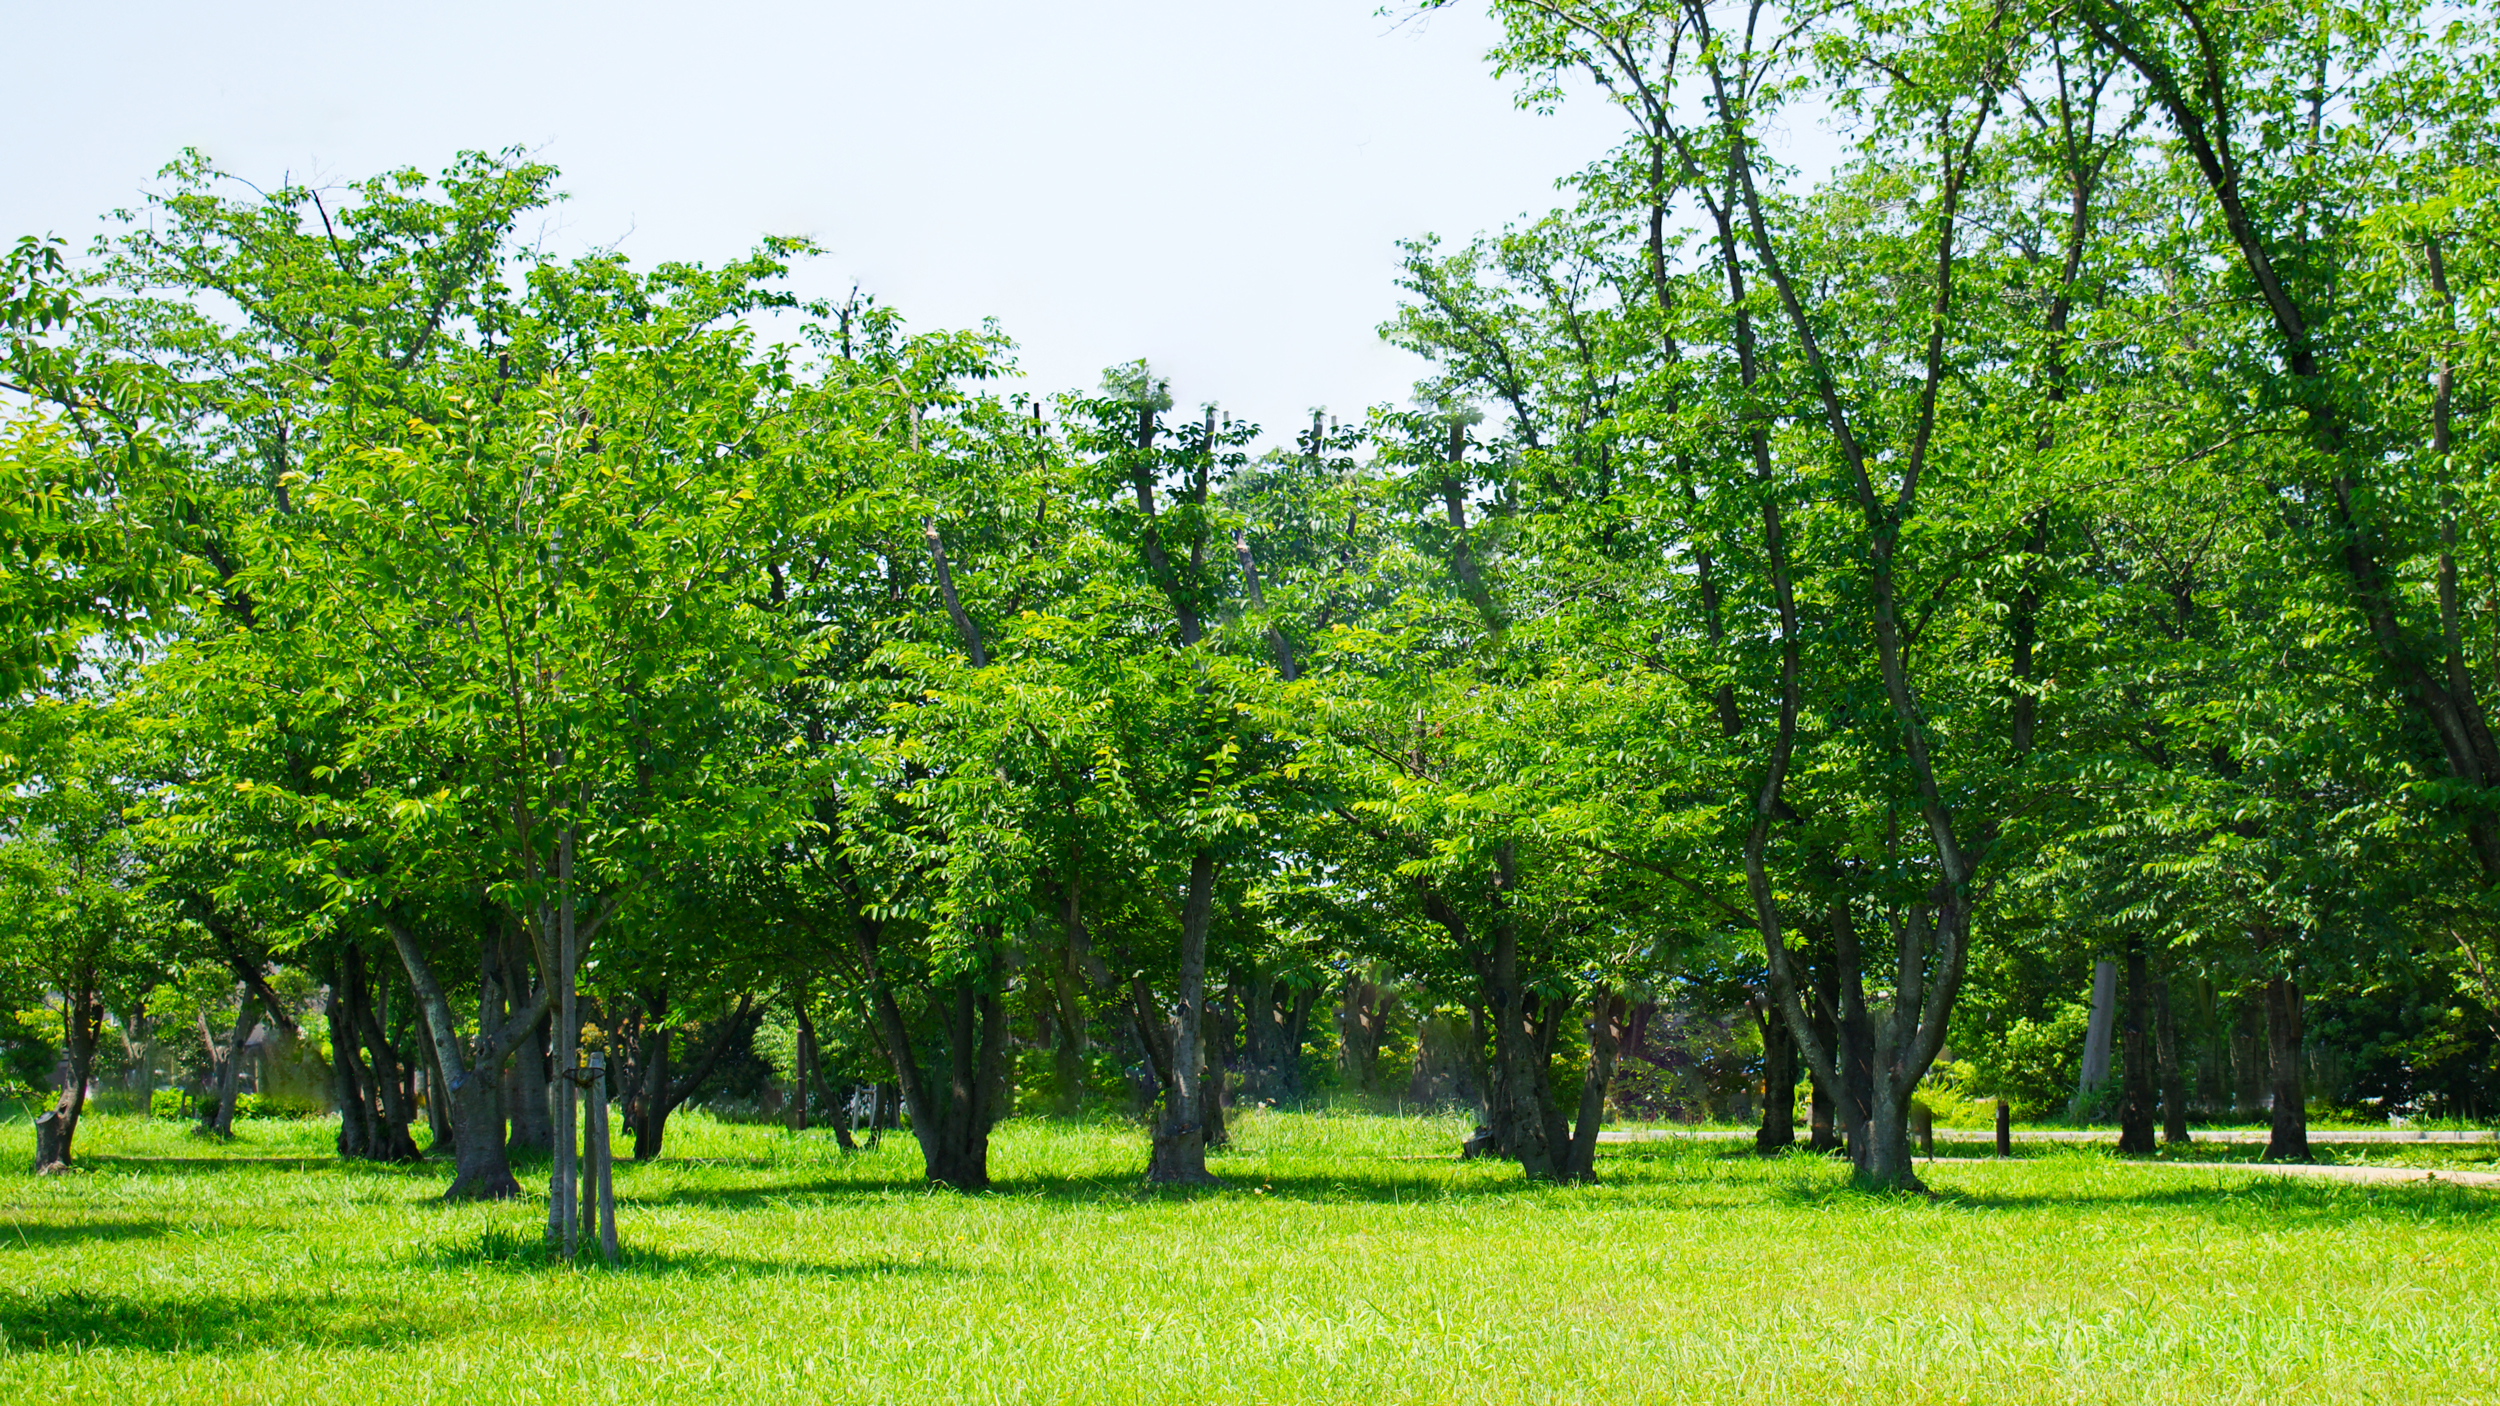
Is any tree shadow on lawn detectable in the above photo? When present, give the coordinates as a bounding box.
[633,1157,1610,1211]
[426,1226,979,1280]
[0,1219,169,1248]
[1752,1165,2500,1226]
[0,1288,444,1355]
[77,1155,425,1178]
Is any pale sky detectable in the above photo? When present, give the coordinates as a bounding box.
[3,2,1818,430]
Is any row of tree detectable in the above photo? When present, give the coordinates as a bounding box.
[3,0,2496,1249]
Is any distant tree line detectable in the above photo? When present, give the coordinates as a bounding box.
[2,0,2496,1252]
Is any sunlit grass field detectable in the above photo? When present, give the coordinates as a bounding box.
[1,1109,2491,1404]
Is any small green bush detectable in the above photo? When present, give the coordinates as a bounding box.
[1966,1001,2091,1121]
[236,1092,325,1119]
[150,1088,326,1120]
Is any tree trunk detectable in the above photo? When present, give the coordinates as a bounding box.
[1808,951,1839,1152]
[415,1005,454,1149]
[327,970,374,1160]
[346,946,422,1162]
[1830,900,1874,1161]
[1858,1081,1919,1191]
[1049,963,1087,1117]
[1147,852,1222,1185]
[633,1021,671,1160]
[632,993,756,1161]
[2231,997,2267,1121]
[1563,989,1624,1181]
[1757,999,1796,1154]
[1484,974,1560,1178]
[2077,955,2119,1115]
[919,982,1007,1189]
[547,831,582,1259]
[789,993,818,1132]
[197,993,260,1140]
[1340,975,1390,1095]
[855,904,1006,1190]
[583,1055,617,1263]
[2264,976,2309,1161]
[1282,984,1316,1098]
[2118,944,2156,1154]
[506,1008,553,1155]
[1200,1043,1228,1151]
[32,983,98,1172]
[2153,971,2190,1145]
[381,917,548,1201]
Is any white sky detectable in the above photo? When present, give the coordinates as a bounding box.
[5,2,1830,431]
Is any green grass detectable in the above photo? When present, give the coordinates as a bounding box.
[0,1109,2490,1404]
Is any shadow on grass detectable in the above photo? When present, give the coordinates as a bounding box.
[0,1219,169,1248]
[426,1226,976,1279]
[78,1155,422,1177]
[1737,1158,2500,1225]
[0,1288,444,1354]
[632,1157,1597,1210]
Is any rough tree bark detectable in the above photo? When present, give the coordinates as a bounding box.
[2232,997,2267,1121]
[341,945,421,1162]
[853,906,1008,1190]
[1756,996,1796,1154]
[196,991,261,1140]
[628,991,758,1161]
[1146,854,1222,1184]
[327,966,375,1160]
[383,916,554,1200]
[2264,976,2309,1161]
[1338,975,1392,1096]
[2118,944,2157,1154]
[2153,970,2190,1145]
[32,981,100,1172]
[1562,989,1625,1181]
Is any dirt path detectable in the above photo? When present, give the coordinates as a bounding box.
[1598,1128,2496,1146]
[1921,1155,2500,1188]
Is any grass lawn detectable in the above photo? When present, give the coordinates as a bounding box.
[0,1108,2489,1404]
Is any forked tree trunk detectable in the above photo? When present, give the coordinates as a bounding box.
[197,993,260,1140]
[630,993,756,1161]
[327,972,374,1160]
[382,918,551,1200]
[32,983,99,1172]
[2118,945,2157,1154]
[343,947,422,1162]
[1146,853,1222,1185]
[855,910,1007,1190]
[2264,976,2309,1161]
[920,983,1009,1189]
[633,1021,671,1160]
[1819,897,1876,1161]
